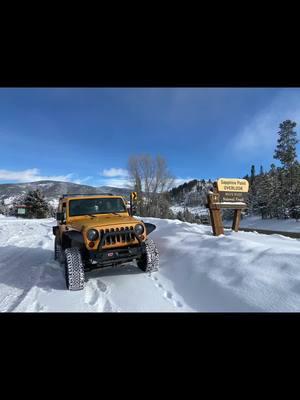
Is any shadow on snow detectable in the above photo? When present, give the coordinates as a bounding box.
[0,245,142,294]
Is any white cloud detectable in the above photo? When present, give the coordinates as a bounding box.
[98,178,132,188]
[98,168,130,187]
[101,168,128,178]
[0,168,75,183]
[232,90,300,157]
[99,177,189,189]
[97,176,212,190]
[73,176,93,185]
[100,177,195,190]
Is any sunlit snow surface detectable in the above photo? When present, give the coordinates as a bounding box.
[1,215,300,312]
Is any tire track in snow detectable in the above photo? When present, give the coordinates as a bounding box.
[5,253,55,312]
[0,217,185,312]
[0,218,58,312]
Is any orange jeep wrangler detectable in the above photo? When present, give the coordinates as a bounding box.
[52,193,159,290]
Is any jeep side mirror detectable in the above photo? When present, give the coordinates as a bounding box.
[56,212,65,222]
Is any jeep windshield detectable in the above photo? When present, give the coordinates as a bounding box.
[69,198,127,217]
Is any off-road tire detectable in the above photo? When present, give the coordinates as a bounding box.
[64,248,85,291]
[137,238,159,273]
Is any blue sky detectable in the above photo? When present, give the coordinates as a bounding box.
[0,88,300,188]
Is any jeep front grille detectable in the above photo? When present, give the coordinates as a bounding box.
[99,226,137,247]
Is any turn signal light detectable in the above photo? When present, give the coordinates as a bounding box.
[88,241,95,248]
[140,235,145,240]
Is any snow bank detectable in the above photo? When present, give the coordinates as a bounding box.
[1,216,300,312]
[145,218,300,311]
[225,215,300,233]
[0,214,16,220]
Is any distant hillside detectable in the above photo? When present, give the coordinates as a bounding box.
[0,178,215,214]
[169,179,213,208]
[0,180,132,207]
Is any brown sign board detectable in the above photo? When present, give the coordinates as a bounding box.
[208,178,249,236]
[219,192,248,203]
[217,178,249,193]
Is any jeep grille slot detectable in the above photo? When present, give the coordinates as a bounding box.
[116,227,120,243]
[110,228,115,244]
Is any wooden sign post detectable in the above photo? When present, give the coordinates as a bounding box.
[207,192,224,236]
[207,178,249,236]
[130,191,137,216]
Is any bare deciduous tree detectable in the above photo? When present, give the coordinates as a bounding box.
[128,154,174,217]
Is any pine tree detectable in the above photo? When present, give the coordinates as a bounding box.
[260,165,264,175]
[24,189,49,218]
[269,164,280,218]
[246,120,300,220]
[274,120,298,168]
[253,172,268,218]
[277,168,289,218]
[274,120,299,219]
[288,161,300,220]
[250,165,256,184]
[246,165,256,215]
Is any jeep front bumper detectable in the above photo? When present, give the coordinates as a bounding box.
[88,244,144,268]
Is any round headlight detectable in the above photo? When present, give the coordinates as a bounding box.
[87,229,99,241]
[134,224,144,235]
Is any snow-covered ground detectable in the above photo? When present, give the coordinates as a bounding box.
[1,215,300,312]
[224,215,300,233]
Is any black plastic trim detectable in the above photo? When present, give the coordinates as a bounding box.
[144,223,156,235]
[63,230,84,243]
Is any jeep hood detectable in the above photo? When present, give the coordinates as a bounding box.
[69,214,141,232]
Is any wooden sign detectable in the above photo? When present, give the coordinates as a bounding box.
[207,178,249,236]
[129,192,137,216]
[217,178,249,193]
[131,192,137,201]
[219,192,248,203]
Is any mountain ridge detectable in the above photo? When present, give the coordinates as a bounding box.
[0,180,133,206]
[0,178,213,213]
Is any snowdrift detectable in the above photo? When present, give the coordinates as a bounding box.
[1,215,300,312]
[226,215,300,233]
